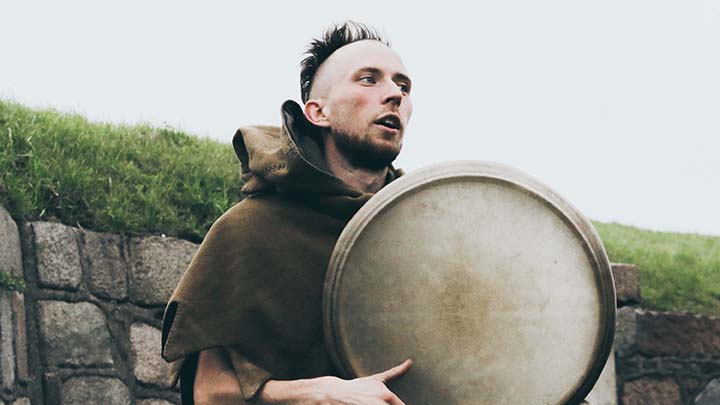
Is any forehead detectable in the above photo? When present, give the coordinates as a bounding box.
[318,40,409,83]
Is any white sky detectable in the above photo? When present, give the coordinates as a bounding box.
[2,1,719,235]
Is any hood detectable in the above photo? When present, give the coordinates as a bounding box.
[232,100,402,196]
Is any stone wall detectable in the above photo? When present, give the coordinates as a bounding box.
[602,264,720,405]
[615,305,720,404]
[2,203,720,404]
[1,205,196,404]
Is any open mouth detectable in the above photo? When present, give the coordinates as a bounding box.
[375,115,401,131]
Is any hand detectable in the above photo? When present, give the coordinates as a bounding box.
[259,359,413,405]
[321,359,413,405]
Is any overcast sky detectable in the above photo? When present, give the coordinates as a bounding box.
[2,1,719,235]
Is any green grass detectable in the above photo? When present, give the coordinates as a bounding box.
[1,100,719,314]
[594,222,720,315]
[0,99,241,242]
[0,270,26,292]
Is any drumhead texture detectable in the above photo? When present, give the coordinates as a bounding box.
[324,161,615,405]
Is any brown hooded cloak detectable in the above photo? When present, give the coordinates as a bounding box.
[161,100,402,403]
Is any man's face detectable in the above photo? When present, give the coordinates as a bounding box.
[308,40,413,169]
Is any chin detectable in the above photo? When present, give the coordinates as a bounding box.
[366,144,401,169]
[332,129,402,169]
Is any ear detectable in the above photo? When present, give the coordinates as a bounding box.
[303,100,331,128]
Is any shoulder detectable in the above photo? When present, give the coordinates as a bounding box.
[165,196,289,307]
[203,193,304,246]
[211,194,288,229]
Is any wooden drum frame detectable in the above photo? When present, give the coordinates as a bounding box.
[324,161,615,405]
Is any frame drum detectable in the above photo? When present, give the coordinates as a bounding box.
[323,161,615,404]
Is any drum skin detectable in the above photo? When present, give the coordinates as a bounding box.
[323,161,616,405]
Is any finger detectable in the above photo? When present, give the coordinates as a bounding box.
[386,392,407,405]
[372,359,413,382]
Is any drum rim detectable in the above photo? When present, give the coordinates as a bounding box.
[323,160,616,405]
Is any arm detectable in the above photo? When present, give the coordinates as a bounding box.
[193,347,244,404]
[193,347,411,405]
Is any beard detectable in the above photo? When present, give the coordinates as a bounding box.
[331,128,402,171]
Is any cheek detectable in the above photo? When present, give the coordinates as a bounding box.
[331,93,373,123]
[402,101,414,123]
[346,96,371,112]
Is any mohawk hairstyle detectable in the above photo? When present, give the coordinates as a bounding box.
[300,21,390,103]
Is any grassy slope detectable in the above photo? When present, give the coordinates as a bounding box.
[1,100,719,314]
[0,100,240,242]
[594,222,720,315]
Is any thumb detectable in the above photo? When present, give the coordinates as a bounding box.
[371,359,413,383]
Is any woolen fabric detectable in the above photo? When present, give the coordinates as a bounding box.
[161,100,402,402]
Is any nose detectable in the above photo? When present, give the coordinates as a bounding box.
[382,80,403,106]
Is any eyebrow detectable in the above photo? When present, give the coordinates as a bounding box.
[354,66,413,86]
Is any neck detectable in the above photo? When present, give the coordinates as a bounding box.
[323,136,389,194]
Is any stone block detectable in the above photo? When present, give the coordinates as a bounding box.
[695,378,720,405]
[0,205,23,278]
[615,306,637,358]
[128,236,197,306]
[137,399,176,405]
[61,376,130,405]
[37,300,114,367]
[81,230,128,300]
[621,378,681,405]
[32,222,82,290]
[10,292,27,382]
[131,323,174,388]
[0,290,15,393]
[611,263,640,305]
[636,310,720,357]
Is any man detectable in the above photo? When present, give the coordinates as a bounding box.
[161,22,414,404]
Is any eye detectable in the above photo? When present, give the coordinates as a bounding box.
[359,76,376,84]
[397,82,411,94]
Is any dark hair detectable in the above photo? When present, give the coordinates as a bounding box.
[300,21,389,103]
